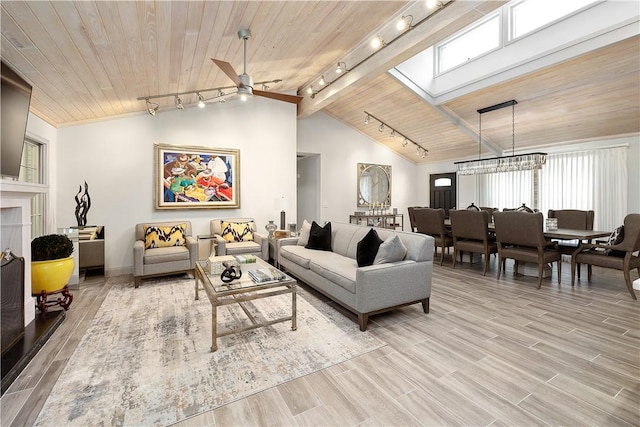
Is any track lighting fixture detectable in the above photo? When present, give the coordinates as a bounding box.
[306,85,314,95]
[174,95,184,110]
[146,99,159,116]
[197,93,205,108]
[364,111,429,159]
[138,77,283,115]
[305,2,451,101]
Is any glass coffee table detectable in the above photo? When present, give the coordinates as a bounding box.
[195,255,297,351]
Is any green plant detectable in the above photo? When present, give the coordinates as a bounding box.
[31,234,74,261]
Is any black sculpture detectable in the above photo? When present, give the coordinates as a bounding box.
[74,181,91,227]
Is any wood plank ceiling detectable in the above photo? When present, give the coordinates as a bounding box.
[1,1,639,165]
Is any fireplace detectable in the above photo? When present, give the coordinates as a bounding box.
[1,180,65,395]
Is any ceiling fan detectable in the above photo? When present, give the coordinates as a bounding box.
[211,28,303,105]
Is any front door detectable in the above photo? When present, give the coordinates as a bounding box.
[430,172,456,217]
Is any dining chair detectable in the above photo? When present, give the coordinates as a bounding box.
[413,207,453,266]
[548,209,595,278]
[407,207,418,232]
[479,207,498,222]
[450,209,497,275]
[493,211,562,288]
[571,213,640,299]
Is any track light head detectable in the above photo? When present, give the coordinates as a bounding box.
[174,95,184,110]
[319,75,325,86]
[378,123,385,132]
[335,62,346,74]
[146,99,159,116]
[197,93,205,108]
[390,129,396,138]
[364,114,370,124]
[402,138,408,147]
[397,15,414,31]
[306,85,314,95]
[371,35,384,50]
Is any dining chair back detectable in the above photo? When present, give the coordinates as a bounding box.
[414,207,453,265]
[548,209,595,278]
[493,211,562,288]
[571,213,640,299]
[450,209,497,275]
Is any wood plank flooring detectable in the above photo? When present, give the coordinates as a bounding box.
[1,258,638,426]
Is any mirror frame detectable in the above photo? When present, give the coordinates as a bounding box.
[357,163,392,207]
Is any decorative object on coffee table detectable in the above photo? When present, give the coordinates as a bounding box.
[31,234,74,313]
[74,181,91,227]
[265,220,277,238]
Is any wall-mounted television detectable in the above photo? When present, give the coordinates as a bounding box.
[1,61,32,179]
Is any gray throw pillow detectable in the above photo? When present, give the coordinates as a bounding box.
[374,234,407,264]
[297,220,311,246]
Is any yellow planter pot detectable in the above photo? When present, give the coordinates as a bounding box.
[31,256,75,295]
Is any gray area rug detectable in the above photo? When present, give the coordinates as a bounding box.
[35,275,385,426]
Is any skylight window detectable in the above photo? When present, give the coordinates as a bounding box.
[436,13,500,74]
[509,0,598,40]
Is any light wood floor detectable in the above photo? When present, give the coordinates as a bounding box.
[2,257,639,426]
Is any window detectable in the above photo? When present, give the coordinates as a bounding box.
[478,170,533,211]
[509,0,597,40]
[19,138,46,238]
[436,13,500,74]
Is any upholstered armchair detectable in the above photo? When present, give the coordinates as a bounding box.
[133,221,198,288]
[571,213,640,299]
[450,209,497,275]
[414,207,453,266]
[210,218,268,260]
[493,211,562,288]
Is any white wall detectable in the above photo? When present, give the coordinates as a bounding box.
[297,111,420,230]
[55,97,297,276]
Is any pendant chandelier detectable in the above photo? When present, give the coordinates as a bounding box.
[455,100,547,175]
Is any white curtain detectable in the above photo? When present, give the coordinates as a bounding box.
[478,170,533,210]
[539,146,627,231]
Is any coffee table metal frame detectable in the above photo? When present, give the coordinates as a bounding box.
[195,255,297,352]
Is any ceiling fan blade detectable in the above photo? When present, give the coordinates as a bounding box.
[211,59,241,86]
[253,89,303,104]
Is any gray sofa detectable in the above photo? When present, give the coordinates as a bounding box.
[278,222,434,330]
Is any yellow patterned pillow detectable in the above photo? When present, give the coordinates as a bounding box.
[220,221,254,243]
[144,223,186,249]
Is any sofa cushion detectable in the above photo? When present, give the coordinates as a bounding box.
[309,253,357,293]
[280,245,313,269]
[221,220,255,243]
[143,246,190,264]
[144,223,186,249]
[297,219,312,246]
[356,228,383,267]
[374,234,407,264]
[223,241,262,255]
[306,221,332,251]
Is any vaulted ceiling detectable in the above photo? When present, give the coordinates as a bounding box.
[2,1,639,165]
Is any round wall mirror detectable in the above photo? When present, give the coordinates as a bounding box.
[357,163,391,207]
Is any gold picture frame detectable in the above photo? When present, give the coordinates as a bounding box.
[154,143,240,209]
